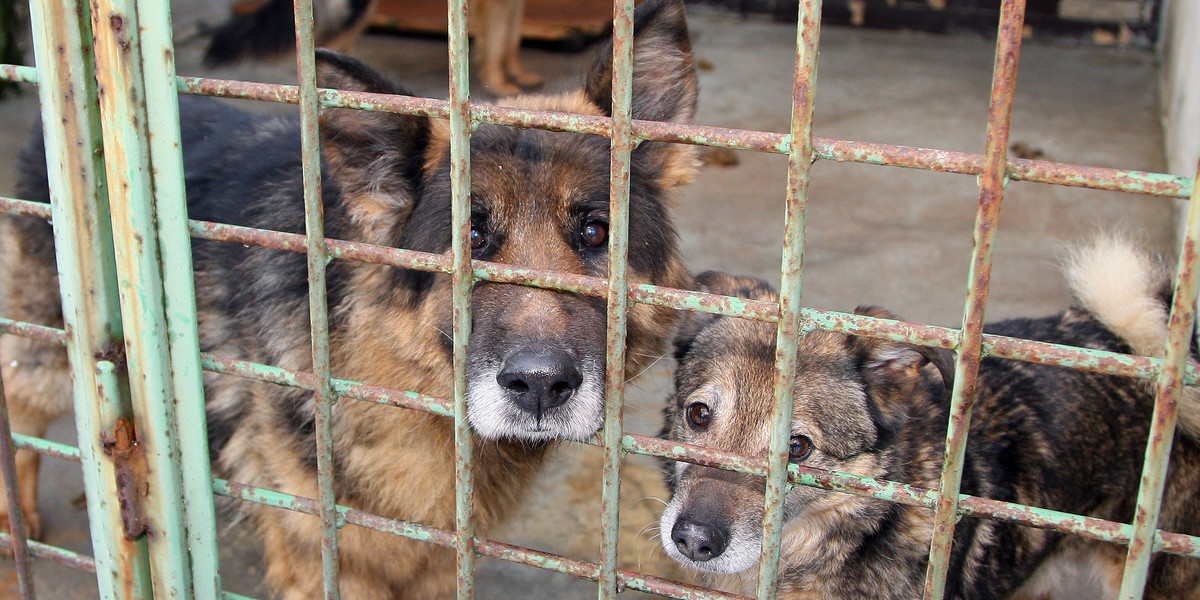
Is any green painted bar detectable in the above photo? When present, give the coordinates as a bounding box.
[0,63,37,83]
[87,0,198,593]
[446,0,478,594]
[129,0,223,593]
[757,0,821,598]
[1117,157,1200,599]
[288,0,343,594]
[27,0,154,594]
[0,532,98,573]
[169,75,1196,201]
[11,432,81,462]
[923,1,1026,598]
[598,1,636,598]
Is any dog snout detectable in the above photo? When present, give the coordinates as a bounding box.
[497,346,583,417]
[671,515,729,562]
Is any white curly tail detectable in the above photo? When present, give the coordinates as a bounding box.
[1064,233,1200,438]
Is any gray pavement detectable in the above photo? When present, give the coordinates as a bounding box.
[0,5,1176,599]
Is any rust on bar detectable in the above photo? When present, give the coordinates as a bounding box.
[100,417,149,541]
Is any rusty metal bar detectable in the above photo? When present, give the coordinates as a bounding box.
[0,371,36,598]
[287,0,342,594]
[598,0,637,598]
[757,0,822,597]
[169,76,1193,200]
[0,533,98,573]
[183,218,1200,385]
[196,348,1200,562]
[445,0,478,595]
[11,433,82,463]
[26,0,155,593]
[0,63,37,83]
[1117,159,1200,598]
[923,1,1027,598]
[212,478,752,600]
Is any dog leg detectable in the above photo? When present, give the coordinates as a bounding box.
[0,335,72,541]
[500,0,542,89]
[474,0,521,96]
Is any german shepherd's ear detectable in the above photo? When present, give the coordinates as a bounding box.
[315,50,431,243]
[849,306,955,396]
[673,271,776,361]
[584,0,699,188]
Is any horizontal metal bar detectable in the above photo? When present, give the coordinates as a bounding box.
[213,478,749,600]
[0,197,53,220]
[186,218,1198,384]
[0,64,38,84]
[196,348,1200,560]
[0,318,70,346]
[11,433,82,462]
[0,532,97,572]
[623,433,1200,558]
[169,76,1193,200]
[199,353,454,416]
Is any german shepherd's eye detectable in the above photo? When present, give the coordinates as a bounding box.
[580,221,608,247]
[686,402,711,428]
[470,227,486,250]
[788,435,813,462]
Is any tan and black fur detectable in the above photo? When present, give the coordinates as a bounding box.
[659,236,1200,599]
[205,0,545,96]
[0,1,697,597]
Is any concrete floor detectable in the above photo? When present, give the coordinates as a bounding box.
[0,4,1179,599]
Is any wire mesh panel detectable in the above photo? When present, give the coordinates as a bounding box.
[0,0,1198,598]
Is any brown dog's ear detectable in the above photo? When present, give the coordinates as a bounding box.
[584,0,699,188]
[673,271,777,360]
[849,306,955,395]
[315,50,431,243]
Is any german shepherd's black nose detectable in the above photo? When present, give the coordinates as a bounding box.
[671,517,728,562]
[497,347,583,416]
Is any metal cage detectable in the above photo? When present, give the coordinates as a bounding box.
[0,0,1198,598]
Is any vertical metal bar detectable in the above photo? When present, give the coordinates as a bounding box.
[1116,154,1200,599]
[447,0,477,596]
[756,1,822,599]
[27,0,155,595]
[922,1,1026,598]
[130,0,222,594]
[88,0,198,593]
[291,0,341,596]
[0,373,37,599]
[597,1,635,598]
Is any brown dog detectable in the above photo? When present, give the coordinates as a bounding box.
[1,0,698,596]
[659,236,1200,599]
[205,0,545,96]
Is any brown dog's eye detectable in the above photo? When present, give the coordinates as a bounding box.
[686,402,711,428]
[580,222,608,247]
[470,228,485,250]
[788,435,813,462]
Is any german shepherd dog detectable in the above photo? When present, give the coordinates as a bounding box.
[205,0,545,96]
[658,236,1200,599]
[0,0,697,596]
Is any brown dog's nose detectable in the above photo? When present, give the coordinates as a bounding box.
[671,516,728,562]
[497,346,582,418]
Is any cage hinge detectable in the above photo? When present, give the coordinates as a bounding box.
[102,417,150,540]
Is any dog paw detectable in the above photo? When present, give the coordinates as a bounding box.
[511,71,544,89]
[0,504,42,542]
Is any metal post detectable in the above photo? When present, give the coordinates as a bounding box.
[1116,154,1200,599]
[597,1,636,598]
[923,1,1026,598]
[756,1,822,599]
